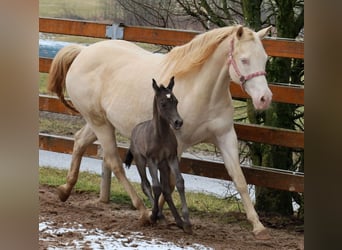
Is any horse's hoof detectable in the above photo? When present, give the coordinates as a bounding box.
[183,223,193,234]
[57,185,70,202]
[253,228,271,240]
[139,210,153,226]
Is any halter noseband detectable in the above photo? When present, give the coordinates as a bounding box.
[227,39,267,87]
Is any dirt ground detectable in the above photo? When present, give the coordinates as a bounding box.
[39,184,304,250]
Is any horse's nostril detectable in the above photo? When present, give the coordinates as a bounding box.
[260,96,265,103]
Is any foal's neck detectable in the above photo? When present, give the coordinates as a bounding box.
[152,99,171,138]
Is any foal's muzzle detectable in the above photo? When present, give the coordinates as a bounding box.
[173,119,183,130]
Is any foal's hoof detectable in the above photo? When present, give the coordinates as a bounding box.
[157,214,168,226]
[57,185,70,202]
[253,228,271,240]
[183,223,193,234]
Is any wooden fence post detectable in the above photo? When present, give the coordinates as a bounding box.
[100,162,112,203]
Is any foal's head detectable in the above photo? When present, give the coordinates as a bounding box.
[152,76,183,130]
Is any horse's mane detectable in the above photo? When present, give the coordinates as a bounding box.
[162,25,254,77]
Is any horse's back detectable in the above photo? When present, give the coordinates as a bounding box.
[68,40,152,74]
[64,40,164,135]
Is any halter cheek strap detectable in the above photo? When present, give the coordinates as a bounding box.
[227,39,267,87]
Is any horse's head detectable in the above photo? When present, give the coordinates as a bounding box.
[227,26,273,110]
[152,76,183,130]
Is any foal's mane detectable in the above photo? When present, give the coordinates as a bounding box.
[162,25,253,77]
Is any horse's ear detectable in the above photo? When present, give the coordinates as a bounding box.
[152,79,159,92]
[167,76,175,91]
[257,26,272,39]
[236,26,244,40]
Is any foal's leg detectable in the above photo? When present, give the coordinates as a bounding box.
[158,146,184,218]
[148,164,162,223]
[169,157,192,234]
[135,155,154,205]
[159,162,189,233]
[216,129,270,240]
[92,122,151,224]
[57,124,96,202]
[157,171,175,220]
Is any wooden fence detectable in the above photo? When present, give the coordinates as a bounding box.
[39,17,304,193]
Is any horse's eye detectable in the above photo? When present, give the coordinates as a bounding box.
[241,58,249,65]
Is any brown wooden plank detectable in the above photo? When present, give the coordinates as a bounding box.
[241,166,303,193]
[39,60,304,105]
[39,95,303,148]
[123,27,303,58]
[123,26,198,46]
[179,157,303,193]
[39,18,303,59]
[263,39,304,59]
[234,123,304,149]
[39,133,99,158]
[230,82,304,105]
[38,133,303,192]
[39,57,51,73]
[39,18,109,38]
[39,94,79,116]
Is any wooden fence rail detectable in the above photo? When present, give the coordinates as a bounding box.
[39,17,304,193]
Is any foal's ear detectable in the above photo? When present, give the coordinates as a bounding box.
[167,76,175,91]
[152,78,159,92]
[257,26,272,39]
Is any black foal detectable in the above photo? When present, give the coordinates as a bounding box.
[125,76,192,234]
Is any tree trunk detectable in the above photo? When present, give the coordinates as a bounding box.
[242,0,303,216]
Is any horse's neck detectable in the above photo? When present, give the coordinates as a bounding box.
[173,55,233,146]
[179,60,232,110]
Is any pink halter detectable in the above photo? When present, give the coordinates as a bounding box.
[227,39,267,88]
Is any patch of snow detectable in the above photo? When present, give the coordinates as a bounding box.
[39,221,213,250]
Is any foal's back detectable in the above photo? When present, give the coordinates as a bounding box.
[130,118,178,164]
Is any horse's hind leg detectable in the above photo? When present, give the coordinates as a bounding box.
[57,124,96,202]
[92,122,150,224]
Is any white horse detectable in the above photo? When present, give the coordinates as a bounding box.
[48,24,272,239]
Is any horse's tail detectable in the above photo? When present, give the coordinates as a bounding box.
[47,44,85,113]
[124,149,134,169]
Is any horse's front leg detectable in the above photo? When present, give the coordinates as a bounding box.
[215,128,270,240]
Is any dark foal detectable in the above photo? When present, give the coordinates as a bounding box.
[125,77,192,234]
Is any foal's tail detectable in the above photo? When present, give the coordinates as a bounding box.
[124,149,134,169]
[47,44,85,113]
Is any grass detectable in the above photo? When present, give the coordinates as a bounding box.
[39,166,244,221]
[39,0,104,19]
